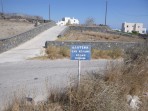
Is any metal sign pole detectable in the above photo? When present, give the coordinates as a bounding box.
[78,59,81,86]
[71,45,91,87]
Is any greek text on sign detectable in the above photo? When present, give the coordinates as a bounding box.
[71,45,91,60]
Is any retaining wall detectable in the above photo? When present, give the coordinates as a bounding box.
[57,26,70,37]
[69,26,111,32]
[69,26,145,38]
[0,22,56,53]
[45,41,142,51]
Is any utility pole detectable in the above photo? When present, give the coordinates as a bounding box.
[1,0,4,13]
[49,3,50,20]
[105,0,108,25]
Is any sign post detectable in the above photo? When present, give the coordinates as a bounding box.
[71,45,91,86]
[78,59,81,85]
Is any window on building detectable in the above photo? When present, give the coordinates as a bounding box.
[127,25,129,28]
[142,31,145,33]
[138,26,140,28]
[62,18,65,21]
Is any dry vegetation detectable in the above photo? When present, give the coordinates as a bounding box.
[0,19,34,39]
[4,43,148,111]
[92,48,122,59]
[46,46,70,59]
[4,42,148,111]
[44,46,123,60]
[46,43,148,111]
[57,30,145,42]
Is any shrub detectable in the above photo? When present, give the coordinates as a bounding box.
[46,46,70,59]
[132,31,139,35]
[46,46,60,59]
[124,42,148,65]
[108,48,123,59]
[85,17,95,26]
[59,47,70,57]
[92,48,122,59]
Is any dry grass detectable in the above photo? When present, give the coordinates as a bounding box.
[57,30,144,42]
[4,43,148,111]
[5,61,147,111]
[0,19,34,39]
[45,46,123,60]
[92,48,123,59]
[46,43,148,111]
[46,46,70,59]
[4,96,63,111]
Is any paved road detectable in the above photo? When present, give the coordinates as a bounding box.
[0,26,67,63]
[0,59,114,110]
[0,25,67,110]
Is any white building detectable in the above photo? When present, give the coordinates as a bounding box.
[57,17,79,26]
[122,22,146,34]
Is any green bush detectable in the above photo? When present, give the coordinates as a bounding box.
[132,31,139,35]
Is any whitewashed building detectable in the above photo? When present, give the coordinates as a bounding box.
[122,22,146,34]
[57,17,79,26]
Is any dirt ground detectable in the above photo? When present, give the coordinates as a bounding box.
[0,19,35,39]
[57,30,145,42]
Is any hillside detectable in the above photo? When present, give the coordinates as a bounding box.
[0,19,35,39]
[57,30,145,42]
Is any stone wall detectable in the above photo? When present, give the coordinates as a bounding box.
[0,22,56,53]
[57,26,111,37]
[69,26,111,32]
[69,26,146,38]
[45,41,142,51]
[57,26,69,37]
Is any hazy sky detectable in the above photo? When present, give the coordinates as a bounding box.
[1,0,148,29]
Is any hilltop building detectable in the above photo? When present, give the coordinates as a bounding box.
[57,17,79,26]
[122,22,146,34]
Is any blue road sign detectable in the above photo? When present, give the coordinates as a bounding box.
[71,45,91,60]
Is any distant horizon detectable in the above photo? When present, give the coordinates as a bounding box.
[1,0,148,29]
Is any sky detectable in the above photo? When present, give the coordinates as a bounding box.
[1,0,148,29]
